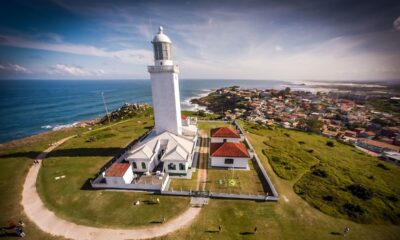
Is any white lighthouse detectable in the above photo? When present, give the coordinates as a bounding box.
[148,26,182,136]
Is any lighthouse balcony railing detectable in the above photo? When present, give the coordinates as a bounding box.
[148,65,179,73]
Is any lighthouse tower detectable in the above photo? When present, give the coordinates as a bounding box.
[148,26,182,136]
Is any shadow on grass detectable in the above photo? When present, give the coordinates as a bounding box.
[142,200,158,205]
[330,232,343,236]
[205,230,219,233]
[0,147,124,159]
[80,178,96,191]
[240,231,254,235]
[150,221,163,224]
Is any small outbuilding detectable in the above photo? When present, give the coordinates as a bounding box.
[104,163,134,186]
[210,127,241,143]
[210,142,250,169]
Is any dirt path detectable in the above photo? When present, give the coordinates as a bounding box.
[22,136,201,240]
[196,133,208,191]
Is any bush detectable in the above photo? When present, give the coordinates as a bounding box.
[284,133,290,137]
[307,149,314,153]
[323,195,334,202]
[298,141,305,144]
[342,203,364,218]
[346,184,373,200]
[312,169,328,178]
[377,163,390,170]
[387,195,398,202]
[326,141,335,147]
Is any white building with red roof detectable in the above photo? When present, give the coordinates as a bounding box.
[104,163,134,186]
[210,127,242,143]
[209,127,250,169]
[210,142,250,169]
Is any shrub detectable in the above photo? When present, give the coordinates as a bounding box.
[342,203,364,218]
[270,156,281,163]
[312,169,328,178]
[307,149,314,153]
[387,195,398,202]
[323,195,334,202]
[377,163,390,170]
[284,133,290,137]
[346,184,373,200]
[298,141,305,144]
[326,141,335,147]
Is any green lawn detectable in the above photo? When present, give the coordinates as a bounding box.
[241,121,400,224]
[168,170,198,192]
[0,127,84,240]
[35,116,191,228]
[206,160,266,195]
[1,117,400,240]
[197,121,233,136]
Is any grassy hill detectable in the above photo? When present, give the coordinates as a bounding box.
[0,113,399,239]
[242,121,400,224]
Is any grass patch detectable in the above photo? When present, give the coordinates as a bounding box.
[35,116,190,228]
[241,121,400,224]
[206,160,265,195]
[169,170,198,191]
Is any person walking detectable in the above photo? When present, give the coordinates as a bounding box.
[254,226,257,234]
[343,227,350,236]
[218,225,222,233]
[162,216,166,223]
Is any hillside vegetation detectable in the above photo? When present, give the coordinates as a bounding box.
[242,121,400,224]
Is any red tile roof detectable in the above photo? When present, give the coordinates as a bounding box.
[105,163,130,177]
[358,138,400,152]
[210,142,250,158]
[210,127,240,138]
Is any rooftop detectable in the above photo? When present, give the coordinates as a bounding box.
[105,163,130,177]
[210,142,250,158]
[211,127,240,138]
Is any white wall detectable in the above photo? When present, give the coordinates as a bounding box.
[122,165,134,184]
[211,137,241,143]
[150,71,182,136]
[211,157,249,169]
[104,176,126,185]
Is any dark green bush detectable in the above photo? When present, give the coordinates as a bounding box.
[342,203,364,218]
[312,169,328,178]
[326,141,335,147]
[346,184,373,200]
[323,195,334,202]
[377,163,390,170]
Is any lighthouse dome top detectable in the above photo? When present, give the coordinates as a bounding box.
[152,26,172,43]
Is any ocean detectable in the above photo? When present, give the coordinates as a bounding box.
[0,79,295,143]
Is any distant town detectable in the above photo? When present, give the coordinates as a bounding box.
[191,85,400,165]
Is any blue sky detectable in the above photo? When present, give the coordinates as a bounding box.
[0,0,399,81]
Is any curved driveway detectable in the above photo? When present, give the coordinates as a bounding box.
[22,136,201,240]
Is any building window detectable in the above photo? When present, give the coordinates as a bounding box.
[132,162,137,169]
[179,163,185,170]
[223,139,227,143]
[168,163,176,170]
[141,162,146,169]
[224,158,234,164]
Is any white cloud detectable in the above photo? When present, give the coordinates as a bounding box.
[394,16,400,31]
[0,63,32,74]
[275,45,283,51]
[48,64,106,76]
[0,35,152,65]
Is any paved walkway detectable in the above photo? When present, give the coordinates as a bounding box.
[22,136,201,240]
[196,133,208,191]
